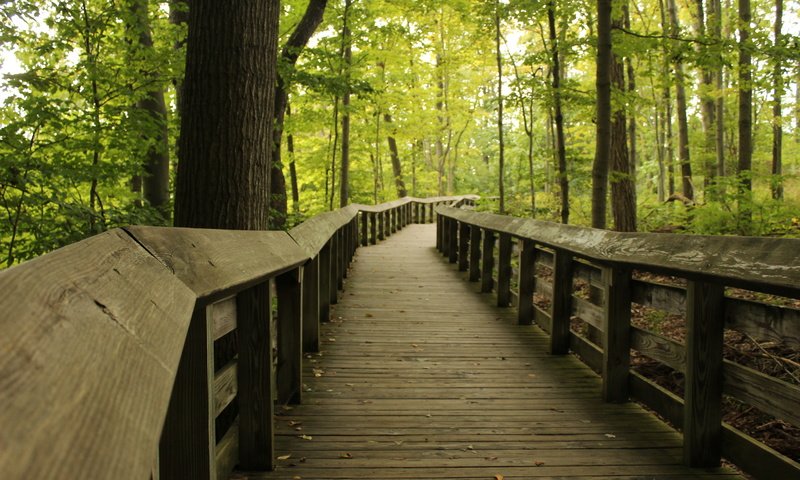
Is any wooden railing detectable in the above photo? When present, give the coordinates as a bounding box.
[435,206,800,480]
[0,195,476,480]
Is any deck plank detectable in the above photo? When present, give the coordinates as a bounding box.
[242,224,742,480]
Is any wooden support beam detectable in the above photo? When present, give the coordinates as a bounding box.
[601,264,632,403]
[481,230,496,293]
[276,269,302,405]
[683,280,725,467]
[442,218,451,257]
[550,249,573,354]
[436,215,443,251]
[236,282,274,471]
[302,255,320,353]
[448,219,458,264]
[378,212,385,241]
[458,221,469,272]
[360,213,367,247]
[319,242,332,322]
[469,225,481,282]
[517,239,535,325]
[338,228,347,284]
[370,213,377,245]
[328,235,339,305]
[497,233,512,307]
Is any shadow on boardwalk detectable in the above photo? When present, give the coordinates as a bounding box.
[243,224,742,480]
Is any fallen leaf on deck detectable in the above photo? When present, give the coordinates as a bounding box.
[485,456,498,461]
[411,344,418,348]
[604,433,616,438]
[277,454,291,460]
[365,313,373,317]
[339,452,353,459]
[495,475,504,480]
[292,476,302,480]
[534,461,545,467]
[288,420,302,427]
[345,383,354,387]
[299,434,313,440]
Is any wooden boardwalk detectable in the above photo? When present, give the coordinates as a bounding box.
[246,224,742,480]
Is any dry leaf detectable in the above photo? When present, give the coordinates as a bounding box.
[299,434,313,440]
[365,313,373,317]
[495,475,504,480]
[292,476,302,480]
[288,420,302,427]
[339,452,353,459]
[277,454,291,460]
[534,461,545,467]
[604,433,616,438]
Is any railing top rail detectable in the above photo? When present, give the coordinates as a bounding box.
[437,206,800,297]
[353,195,478,213]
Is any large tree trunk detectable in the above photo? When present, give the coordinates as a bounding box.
[668,0,694,200]
[174,0,279,229]
[713,0,725,178]
[548,1,568,224]
[495,0,505,214]
[610,12,636,232]
[695,0,718,197]
[771,0,783,200]
[169,0,188,113]
[738,0,752,198]
[287,105,299,214]
[384,114,407,197]
[591,0,612,229]
[129,0,170,218]
[270,0,328,227]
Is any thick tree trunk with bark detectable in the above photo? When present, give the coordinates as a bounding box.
[610,13,636,232]
[738,0,752,196]
[592,0,612,229]
[713,0,725,178]
[548,2,568,224]
[695,0,718,195]
[339,0,352,208]
[174,0,279,230]
[287,105,299,214]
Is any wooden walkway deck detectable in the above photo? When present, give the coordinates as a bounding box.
[246,224,742,480]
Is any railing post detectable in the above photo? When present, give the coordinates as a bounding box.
[436,215,443,251]
[458,221,469,271]
[303,255,320,353]
[384,211,391,238]
[428,204,434,223]
[319,241,332,321]
[360,212,368,247]
[448,218,458,264]
[420,203,426,223]
[391,208,397,233]
[370,213,377,245]
[601,264,631,402]
[277,268,302,405]
[683,280,725,467]
[337,228,346,287]
[469,225,481,282]
[481,230,495,293]
[441,217,450,257]
[237,282,274,471]
[159,307,216,480]
[517,239,536,325]
[378,212,385,241]
[497,233,512,307]
[329,234,339,305]
[550,249,573,354]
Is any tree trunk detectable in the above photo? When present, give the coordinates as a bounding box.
[435,51,446,195]
[495,0,505,215]
[548,1,568,224]
[713,0,725,178]
[384,114,407,197]
[771,0,783,200]
[174,0,279,230]
[271,0,328,227]
[130,0,170,218]
[668,0,694,200]
[610,11,636,232]
[623,3,638,184]
[695,0,718,197]
[339,0,352,208]
[169,0,188,113]
[737,0,752,199]
[287,105,299,214]
[591,0,612,229]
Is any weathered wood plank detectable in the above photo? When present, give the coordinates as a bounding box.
[550,249,573,354]
[215,420,239,480]
[481,229,495,293]
[602,265,632,403]
[276,269,302,405]
[210,296,237,341]
[497,232,513,307]
[0,228,195,480]
[213,360,237,417]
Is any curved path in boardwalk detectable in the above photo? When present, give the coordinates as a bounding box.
[247,224,742,480]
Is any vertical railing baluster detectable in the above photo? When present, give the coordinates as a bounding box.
[319,241,332,321]
[448,219,458,264]
[458,221,469,272]
[360,212,368,247]
[549,249,573,354]
[601,264,632,402]
[442,217,450,257]
[517,239,536,325]
[683,280,725,467]
[497,233,512,307]
[302,255,320,353]
[481,230,495,293]
[370,213,377,245]
[276,269,302,405]
[469,225,481,282]
[237,282,274,471]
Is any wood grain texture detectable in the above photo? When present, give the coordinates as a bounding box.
[0,228,195,480]
[244,224,741,480]
[436,207,800,296]
[601,265,632,403]
[276,269,303,405]
[126,226,308,302]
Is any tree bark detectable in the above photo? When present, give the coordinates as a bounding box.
[495,0,505,215]
[695,0,718,196]
[271,0,328,227]
[668,0,694,200]
[658,0,676,197]
[738,0,752,197]
[174,0,279,230]
[713,0,725,178]
[130,0,170,218]
[339,0,352,208]
[287,105,299,214]
[771,0,783,200]
[610,10,636,232]
[591,0,612,229]
[548,1,568,224]
[384,114,407,197]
